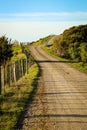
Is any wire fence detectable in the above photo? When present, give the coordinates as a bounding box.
[0,55,34,94]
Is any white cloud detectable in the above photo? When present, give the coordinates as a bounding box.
[0,12,87,21]
[0,12,87,16]
[8,12,70,17]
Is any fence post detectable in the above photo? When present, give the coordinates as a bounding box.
[25,58,27,74]
[13,63,16,83]
[0,66,1,94]
[0,66,5,94]
[21,59,23,76]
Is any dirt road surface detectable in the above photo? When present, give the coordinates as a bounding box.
[21,46,87,130]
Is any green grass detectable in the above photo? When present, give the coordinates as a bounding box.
[11,45,27,62]
[0,62,39,130]
[11,53,26,62]
[42,46,87,73]
[12,45,22,55]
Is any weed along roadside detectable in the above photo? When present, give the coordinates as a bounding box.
[0,60,40,130]
[42,46,87,74]
[15,61,41,129]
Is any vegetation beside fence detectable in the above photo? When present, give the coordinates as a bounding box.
[0,62,39,130]
[0,58,27,94]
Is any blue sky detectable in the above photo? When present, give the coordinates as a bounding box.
[0,0,87,13]
[0,0,87,41]
[0,0,87,21]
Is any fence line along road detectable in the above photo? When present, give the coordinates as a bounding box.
[0,55,33,95]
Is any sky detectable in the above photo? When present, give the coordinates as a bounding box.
[0,0,87,42]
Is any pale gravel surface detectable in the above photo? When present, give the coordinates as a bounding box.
[20,46,87,130]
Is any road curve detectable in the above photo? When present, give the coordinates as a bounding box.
[22,45,87,130]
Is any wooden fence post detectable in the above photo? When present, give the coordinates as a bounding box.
[13,63,16,83]
[25,58,28,74]
[0,66,1,94]
[0,66,5,94]
[21,59,23,77]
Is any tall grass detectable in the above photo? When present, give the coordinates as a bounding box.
[42,46,87,73]
[0,62,39,130]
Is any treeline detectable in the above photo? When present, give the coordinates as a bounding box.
[52,24,87,63]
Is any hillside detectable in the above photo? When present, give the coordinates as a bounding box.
[49,24,87,63]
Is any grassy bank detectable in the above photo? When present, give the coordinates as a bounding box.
[0,62,39,130]
[42,46,87,73]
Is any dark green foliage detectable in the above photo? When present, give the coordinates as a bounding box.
[79,43,87,62]
[0,36,13,65]
[53,24,87,62]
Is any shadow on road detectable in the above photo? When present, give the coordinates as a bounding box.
[25,114,87,118]
[36,60,78,63]
[15,65,41,130]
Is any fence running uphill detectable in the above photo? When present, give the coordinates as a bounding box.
[0,55,34,94]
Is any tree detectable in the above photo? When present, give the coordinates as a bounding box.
[0,36,13,65]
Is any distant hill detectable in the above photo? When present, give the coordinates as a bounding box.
[32,35,55,45]
[51,24,87,63]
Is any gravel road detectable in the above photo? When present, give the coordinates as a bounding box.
[20,45,87,130]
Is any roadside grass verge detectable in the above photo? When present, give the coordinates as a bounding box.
[42,46,87,73]
[0,62,39,130]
